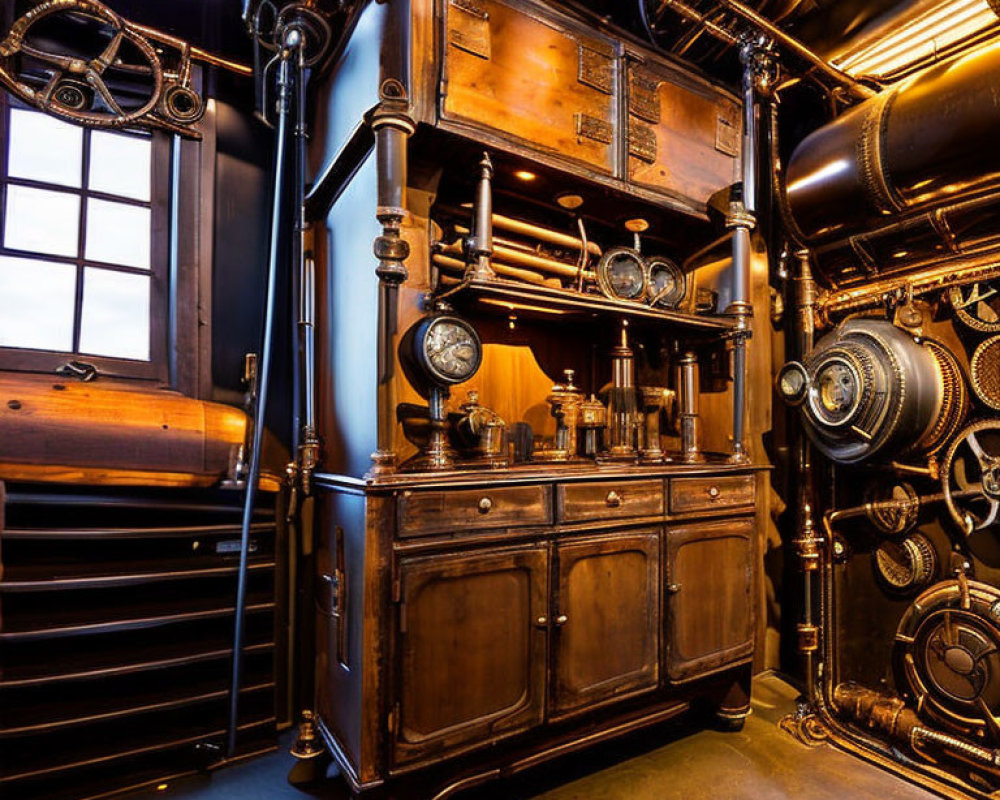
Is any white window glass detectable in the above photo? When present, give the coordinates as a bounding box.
[89,131,151,201]
[84,198,151,269]
[0,256,76,351]
[4,185,80,257]
[78,267,150,360]
[7,108,83,188]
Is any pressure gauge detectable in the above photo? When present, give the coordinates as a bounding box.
[949,282,1000,333]
[646,257,686,308]
[597,247,647,301]
[809,357,861,426]
[776,361,809,406]
[410,315,482,387]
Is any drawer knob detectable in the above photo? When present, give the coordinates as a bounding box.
[667,583,682,594]
[605,490,622,508]
[555,614,568,626]
[478,496,493,514]
[535,616,548,627]
[706,486,720,500]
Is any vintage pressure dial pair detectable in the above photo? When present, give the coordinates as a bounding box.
[595,248,686,309]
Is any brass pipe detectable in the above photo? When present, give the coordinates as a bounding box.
[439,206,602,257]
[436,241,596,282]
[432,253,550,286]
[655,0,877,100]
[819,252,1000,320]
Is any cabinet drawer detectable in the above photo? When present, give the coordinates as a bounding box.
[398,485,552,537]
[558,480,664,523]
[669,475,755,514]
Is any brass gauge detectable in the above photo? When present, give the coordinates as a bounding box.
[596,247,646,301]
[776,361,809,407]
[646,256,686,308]
[411,316,482,387]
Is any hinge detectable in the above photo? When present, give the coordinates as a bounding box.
[577,38,615,95]
[628,67,660,124]
[628,122,657,164]
[575,112,613,145]
[388,703,399,736]
[392,577,401,603]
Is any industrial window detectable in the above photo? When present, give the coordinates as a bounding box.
[0,98,168,379]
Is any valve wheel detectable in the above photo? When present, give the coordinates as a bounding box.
[941,420,1000,536]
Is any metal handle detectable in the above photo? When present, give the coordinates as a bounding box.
[706,486,720,500]
[667,583,682,594]
[535,615,548,627]
[605,490,622,508]
[478,496,493,514]
[555,614,568,626]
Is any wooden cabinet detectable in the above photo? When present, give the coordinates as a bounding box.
[551,531,660,716]
[664,519,754,682]
[441,0,619,174]
[393,545,549,766]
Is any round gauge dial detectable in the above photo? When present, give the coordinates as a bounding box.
[776,361,809,406]
[415,316,482,386]
[808,357,861,426]
[646,257,686,308]
[597,247,647,301]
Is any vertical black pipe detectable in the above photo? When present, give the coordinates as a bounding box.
[228,40,295,759]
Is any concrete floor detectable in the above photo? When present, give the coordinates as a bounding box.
[127,674,940,800]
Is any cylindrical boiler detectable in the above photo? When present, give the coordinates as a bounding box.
[786,41,1000,246]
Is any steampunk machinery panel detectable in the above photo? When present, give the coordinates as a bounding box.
[778,319,967,464]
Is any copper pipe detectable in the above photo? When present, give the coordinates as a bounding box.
[819,252,1000,319]
[436,241,596,282]
[656,0,877,100]
[440,206,602,257]
[432,253,550,286]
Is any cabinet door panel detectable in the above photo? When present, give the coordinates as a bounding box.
[552,531,659,715]
[394,545,548,766]
[665,519,754,682]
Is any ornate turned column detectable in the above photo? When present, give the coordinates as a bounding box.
[369,78,415,477]
[727,33,776,463]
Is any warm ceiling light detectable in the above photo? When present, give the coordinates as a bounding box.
[624,218,650,233]
[514,170,537,182]
[832,0,1000,78]
[556,193,584,209]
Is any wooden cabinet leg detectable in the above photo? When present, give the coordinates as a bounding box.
[715,665,753,731]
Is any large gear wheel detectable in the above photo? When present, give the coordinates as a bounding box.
[941,420,1000,536]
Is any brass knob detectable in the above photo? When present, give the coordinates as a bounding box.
[707,486,720,500]
[535,616,548,627]
[555,614,568,626]
[667,583,682,594]
[478,496,493,514]
[605,490,622,508]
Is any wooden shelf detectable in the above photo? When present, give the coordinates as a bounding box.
[443,277,734,332]
[1,521,274,540]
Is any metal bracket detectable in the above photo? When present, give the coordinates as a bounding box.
[628,68,660,123]
[628,122,657,163]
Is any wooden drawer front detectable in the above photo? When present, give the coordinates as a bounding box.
[558,480,663,523]
[669,475,755,515]
[441,0,618,174]
[398,485,552,537]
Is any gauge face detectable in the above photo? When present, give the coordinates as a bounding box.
[811,359,859,424]
[777,362,808,406]
[597,248,646,301]
[419,317,482,385]
[646,257,685,308]
[950,281,1000,333]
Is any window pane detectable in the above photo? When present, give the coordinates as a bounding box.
[84,199,151,269]
[89,131,151,201]
[4,185,80,257]
[8,108,83,188]
[0,256,76,351]
[79,267,150,360]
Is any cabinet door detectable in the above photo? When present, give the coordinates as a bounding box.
[393,545,548,766]
[552,531,659,716]
[665,519,754,682]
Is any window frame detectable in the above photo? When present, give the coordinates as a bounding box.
[0,92,171,382]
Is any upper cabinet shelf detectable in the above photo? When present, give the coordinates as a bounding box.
[440,277,735,332]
